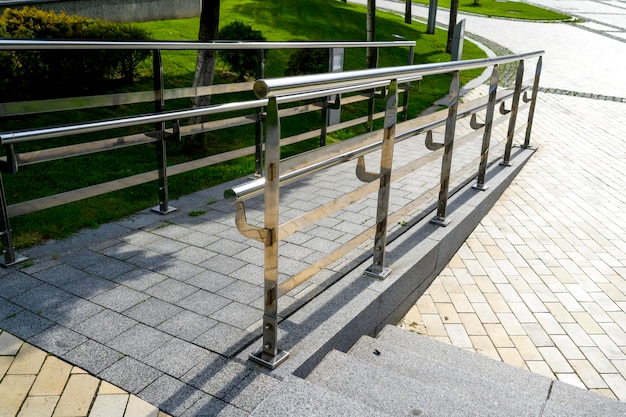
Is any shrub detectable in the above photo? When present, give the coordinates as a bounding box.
[284,48,329,76]
[0,7,152,100]
[217,21,266,80]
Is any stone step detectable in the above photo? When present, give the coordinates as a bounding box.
[373,325,626,416]
[306,349,506,416]
[249,375,386,417]
[347,334,550,417]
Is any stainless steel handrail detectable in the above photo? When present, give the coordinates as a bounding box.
[0,39,416,50]
[231,50,545,370]
[253,51,544,98]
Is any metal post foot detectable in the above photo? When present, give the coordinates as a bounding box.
[430,216,451,227]
[249,349,289,370]
[0,253,27,268]
[364,265,392,280]
[151,206,177,215]
[472,183,489,191]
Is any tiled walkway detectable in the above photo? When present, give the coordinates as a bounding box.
[400,91,626,400]
[1,0,626,416]
[0,329,169,417]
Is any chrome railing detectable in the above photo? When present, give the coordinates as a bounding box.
[224,50,544,369]
[0,39,415,266]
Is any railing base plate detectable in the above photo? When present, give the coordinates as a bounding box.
[364,266,392,280]
[0,254,28,268]
[430,217,451,227]
[249,349,289,370]
[472,183,489,191]
[151,206,177,215]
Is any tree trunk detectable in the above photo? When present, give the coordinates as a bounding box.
[446,0,459,53]
[405,0,412,24]
[366,0,377,68]
[188,0,220,154]
[192,0,220,111]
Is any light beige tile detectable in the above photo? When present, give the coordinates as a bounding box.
[551,335,585,360]
[17,396,59,417]
[421,314,447,337]
[485,292,512,313]
[556,373,586,389]
[590,388,617,401]
[435,303,461,324]
[125,395,159,417]
[416,294,438,314]
[449,293,474,313]
[571,311,604,334]
[8,343,47,375]
[0,374,36,417]
[469,335,500,362]
[30,356,73,396]
[602,374,626,401]
[526,361,555,379]
[99,381,127,395]
[538,346,573,373]
[570,360,608,389]
[52,374,99,417]
[497,313,526,336]
[544,302,576,323]
[473,302,499,324]
[458,313,487,336]
[0,356,13,380]
[90,394,129,417]
[511,335,542,361]
[534,312,566,335]
[484,323,514,348]
[444,324,472,349]
[497,347,526,370]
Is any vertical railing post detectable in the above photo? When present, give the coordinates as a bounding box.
[523,56,542,148]
[325,47,344,144]
[0,173,26,267]
[364,80,398,280]
[367,47,380,132]
[249,97,289,370]
[254,49,266,177]
[473,65,499,191]
[501,60,524,166]
[151,49,176,215]
[401,45,415,122]
[431,71,460,227]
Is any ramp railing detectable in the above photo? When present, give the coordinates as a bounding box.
[0,39,415,266]
[225,50,544,369]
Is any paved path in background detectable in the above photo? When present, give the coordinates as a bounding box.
[1,0,626,415]
[354,0,626,402]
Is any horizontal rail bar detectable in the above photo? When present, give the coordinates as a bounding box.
[0,99,268,145]
[224,85,529,204]
[0,82,254,118]
[253,51,543,98]
[0,39,416,51]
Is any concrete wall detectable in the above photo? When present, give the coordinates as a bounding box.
[0,0,201,22]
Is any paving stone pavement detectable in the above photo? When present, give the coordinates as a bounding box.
[1,1,626,416]
[385,0,626,404]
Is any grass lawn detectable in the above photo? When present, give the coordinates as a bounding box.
[411,0,572,21]
[4,0,489,248]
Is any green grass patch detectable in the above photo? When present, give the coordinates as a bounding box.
[412,0,571,20]
[3,0,489,248]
